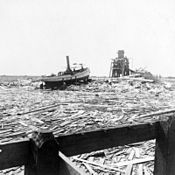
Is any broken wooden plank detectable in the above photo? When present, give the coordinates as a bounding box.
[17,103,68,116]
[125,164,133,175]
[83,163,97,175]
[73,157,124,173]
[137,164,143,175]
[112,156,154,167]
[58,151,85,175]
[138,108,175,119]
[125,148,135,175]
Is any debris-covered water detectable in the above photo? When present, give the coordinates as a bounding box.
[0,77,175,174]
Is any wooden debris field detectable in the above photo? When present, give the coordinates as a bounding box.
[0,77,175,174]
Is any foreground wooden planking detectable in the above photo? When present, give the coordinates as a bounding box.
[57,122,158,156]
[0,139,29,170]
[0,121,158,170]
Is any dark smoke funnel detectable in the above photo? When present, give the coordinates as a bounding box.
[66,56,72,73]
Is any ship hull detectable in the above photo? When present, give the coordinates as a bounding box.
[41,68,90,89]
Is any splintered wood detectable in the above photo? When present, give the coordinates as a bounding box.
[71,141,155,175]
[0,78,175,174]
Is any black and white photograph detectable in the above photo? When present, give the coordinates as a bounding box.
[0,0,175,174]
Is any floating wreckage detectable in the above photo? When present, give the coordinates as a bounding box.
[108,50,158,83]
[40,56,90,90]
[109,50,130,78]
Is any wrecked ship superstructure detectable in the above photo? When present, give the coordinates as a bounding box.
[109,50,130,78]
[40,56,90,90]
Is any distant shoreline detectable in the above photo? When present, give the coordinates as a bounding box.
[0,75,41,82]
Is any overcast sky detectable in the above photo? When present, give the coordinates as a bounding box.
[0,0,175,76]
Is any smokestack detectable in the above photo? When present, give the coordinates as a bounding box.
[118,50,125,58]
[66,56,72,72]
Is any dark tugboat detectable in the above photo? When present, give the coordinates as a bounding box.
[40,56,90,90]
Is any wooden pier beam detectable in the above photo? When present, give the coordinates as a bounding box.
[57,122,158,156]
[24,130,84,175]
[154,116,175,175]
[25,130,60,175]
